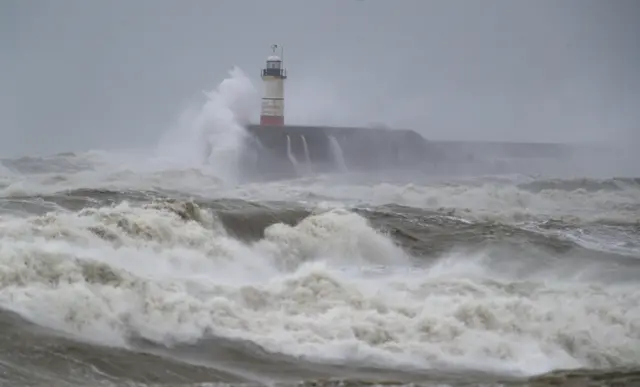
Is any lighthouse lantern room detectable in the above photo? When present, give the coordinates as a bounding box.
[260,44,287,126]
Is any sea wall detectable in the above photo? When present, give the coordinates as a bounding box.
[238,124,577,180]
[240,124,435,180]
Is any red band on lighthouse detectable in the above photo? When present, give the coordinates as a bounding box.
[260,115,284,126]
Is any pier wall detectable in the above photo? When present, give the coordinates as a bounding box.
[241,124,436,179]
[239,124,575,180]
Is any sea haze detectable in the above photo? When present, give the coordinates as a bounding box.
[1,1,639,386]
[0,69,639,387]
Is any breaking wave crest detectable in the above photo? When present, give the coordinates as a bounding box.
[0,199,639,386]
[2,155,640,227]
[154,67,259,183]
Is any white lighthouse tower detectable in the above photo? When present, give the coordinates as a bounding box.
[260,44,287,126]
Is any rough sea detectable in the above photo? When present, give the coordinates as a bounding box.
[1,149,639,387]
[1,70,639,387]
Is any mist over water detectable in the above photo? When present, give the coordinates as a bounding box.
[0,62,639,387]
[1,1,640,385]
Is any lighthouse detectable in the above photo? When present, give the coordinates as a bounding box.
[260,45,287,126]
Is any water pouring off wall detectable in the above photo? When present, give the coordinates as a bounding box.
[286,135,300,174]
[301,135,311,164]
[300,134,313,175]
[328,135,348,172]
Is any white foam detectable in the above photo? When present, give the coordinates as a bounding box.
[231,178,640,224]
[0,202,638,377]
[1,162,639,228]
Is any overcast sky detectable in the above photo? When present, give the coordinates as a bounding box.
[1,0,639,156]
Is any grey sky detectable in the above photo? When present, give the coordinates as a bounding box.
[1,0,639,156]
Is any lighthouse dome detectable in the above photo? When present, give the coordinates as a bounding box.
[267,55,281,62]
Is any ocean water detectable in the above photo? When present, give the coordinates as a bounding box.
[0,69,638,387]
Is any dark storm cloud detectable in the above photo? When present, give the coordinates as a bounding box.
[1,0,638,156]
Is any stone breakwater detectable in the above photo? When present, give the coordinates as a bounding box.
[241,124,575,180]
